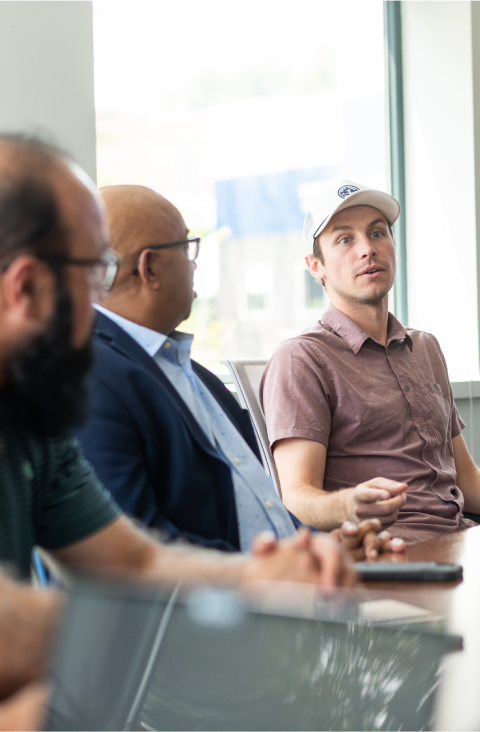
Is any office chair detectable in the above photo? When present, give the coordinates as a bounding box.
[220,358,281,495]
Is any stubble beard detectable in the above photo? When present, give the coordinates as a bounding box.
[328,272,393,309]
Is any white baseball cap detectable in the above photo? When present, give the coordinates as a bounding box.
[303,179,400,254]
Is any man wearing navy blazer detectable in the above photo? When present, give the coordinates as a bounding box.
[77,185,406,559]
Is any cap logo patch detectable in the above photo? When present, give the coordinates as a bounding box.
[338,184,360,199]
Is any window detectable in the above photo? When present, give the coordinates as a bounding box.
[93,0,388,373]
[305,271,325,310]
[240,263,273,320]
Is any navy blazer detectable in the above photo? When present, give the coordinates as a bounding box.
[77,312,272,552]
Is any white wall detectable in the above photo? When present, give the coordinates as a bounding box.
[402,1,478,381]
[0,1,96,181]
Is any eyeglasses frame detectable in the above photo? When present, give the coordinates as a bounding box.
[41,248,121,291]
[131,237,200,275]
[1,248,121,292]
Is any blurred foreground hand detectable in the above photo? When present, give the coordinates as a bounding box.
[244,528,357,588]
[0,683,48,732]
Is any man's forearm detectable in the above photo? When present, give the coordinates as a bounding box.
[282,483,350,531]
[282,478,406,531]
[452,434,480,513]
[132,532,353,589]
[460,467,480,513]
[53,516,250,587]
[52,515,348,589]
[0,574,64,698]
[134,541,250,587]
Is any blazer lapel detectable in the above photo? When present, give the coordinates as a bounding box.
[92,312,220,458]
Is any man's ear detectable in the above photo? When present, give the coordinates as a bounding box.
[305,254,326,284]
[136,250,160,289]
[1,256,56,331]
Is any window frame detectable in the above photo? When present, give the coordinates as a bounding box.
[384,0,408,325]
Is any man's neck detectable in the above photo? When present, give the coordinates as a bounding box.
[328,294,389,346]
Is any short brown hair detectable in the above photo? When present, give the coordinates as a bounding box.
[312,235,326,287]
[313,235,325,264]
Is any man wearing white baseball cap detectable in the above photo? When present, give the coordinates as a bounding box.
[260,179,480,545]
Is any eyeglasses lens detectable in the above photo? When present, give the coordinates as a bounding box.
[91,251,120,292]
[187,240,199,262]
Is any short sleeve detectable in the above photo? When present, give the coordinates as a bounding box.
[429,332,465,439]
[259,339,332,451]
[451,402,465,439]
[36,437,122,549]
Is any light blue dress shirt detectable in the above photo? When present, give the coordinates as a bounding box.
[95,305,296,551]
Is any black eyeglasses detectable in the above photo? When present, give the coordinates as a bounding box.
[132,237,200,275]
[2,248,121,293]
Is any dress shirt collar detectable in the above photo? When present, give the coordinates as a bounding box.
[94,304,168,357]
[321,303,412,354]
[156,331,194,367]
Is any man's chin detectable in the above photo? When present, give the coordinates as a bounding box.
[329,282,391,307]
[355,293,390,306]
[354,280,393,303]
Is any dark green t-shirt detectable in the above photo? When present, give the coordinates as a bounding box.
[0,390,121,578]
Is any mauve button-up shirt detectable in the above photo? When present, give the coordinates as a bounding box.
[260,303,476,545]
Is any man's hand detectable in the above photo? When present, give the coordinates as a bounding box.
[344,478,407,527]
[0,573,63,699]
[331,518,406,561]
[274,439,409,530]
[243,528,357,588]
[0,683,49,732]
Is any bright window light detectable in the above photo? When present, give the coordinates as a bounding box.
[93,0,387,372]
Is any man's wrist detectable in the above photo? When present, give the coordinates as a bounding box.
[338,487,357,524]
[318,487,353,529]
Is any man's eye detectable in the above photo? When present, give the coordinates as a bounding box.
[372,231,382,238]
[339,237,351,245]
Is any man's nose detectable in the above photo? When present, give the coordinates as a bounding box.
[359,235,377,258]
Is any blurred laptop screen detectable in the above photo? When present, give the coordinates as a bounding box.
[45,580,459,731]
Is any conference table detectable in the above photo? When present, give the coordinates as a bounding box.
[364,525,480,730]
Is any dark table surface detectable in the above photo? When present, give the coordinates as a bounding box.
[364,525,480,730]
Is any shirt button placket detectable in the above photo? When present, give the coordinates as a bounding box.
[404,384,426,438]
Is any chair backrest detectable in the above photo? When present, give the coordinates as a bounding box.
[221,358,281,495]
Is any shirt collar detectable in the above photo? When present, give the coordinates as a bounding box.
[94,304,168,357]
[321,303,412,354]
[157,331,194,367]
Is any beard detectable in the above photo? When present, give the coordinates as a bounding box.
[6,282,93,438]
[351,287,391,306]
[328,260,394,307]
